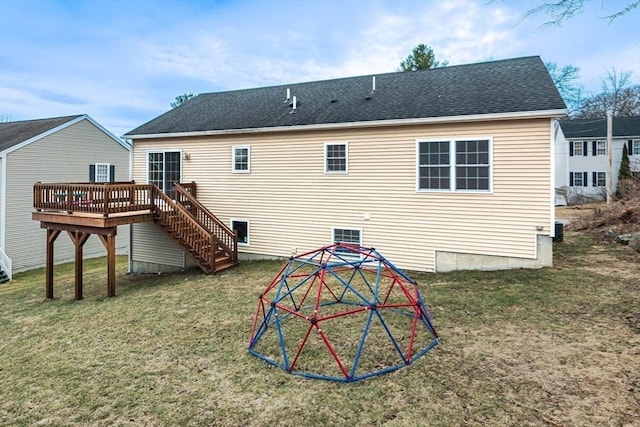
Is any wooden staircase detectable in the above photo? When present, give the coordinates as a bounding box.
[151,184,238,274]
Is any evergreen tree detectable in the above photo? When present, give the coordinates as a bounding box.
[619,144,632,180]
[616,144,632,198]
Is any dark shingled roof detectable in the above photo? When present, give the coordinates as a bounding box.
[0,115,82,152]
[559,116,640,139]
[126,56,566,137]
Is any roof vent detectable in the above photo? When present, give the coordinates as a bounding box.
[370,76,376,94]
[284,88,291,103]
[289,96,297,114]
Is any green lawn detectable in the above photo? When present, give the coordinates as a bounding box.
[1,233,638,426]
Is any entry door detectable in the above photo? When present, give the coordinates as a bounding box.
[148,151,181,198]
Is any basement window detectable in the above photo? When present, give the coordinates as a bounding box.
[332,227,362,257]
[231,219,249,246]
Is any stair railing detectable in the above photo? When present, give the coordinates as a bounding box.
[174,183,238,264]
[0,247,12,281]
[150,185,216,271]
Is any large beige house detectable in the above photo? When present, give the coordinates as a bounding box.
[0,115,130,281]
[124,56,567,273]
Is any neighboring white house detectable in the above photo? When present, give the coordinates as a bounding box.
[0,114,130,281]
[555,116,640,205]
[124,56,567,273]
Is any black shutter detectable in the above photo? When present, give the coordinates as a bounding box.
[569,172,574,186]
[569,142,574,156]
[110,165,115,182]
[592,141,597,156]
[583,172,588,186]
[89,164,95,182]
[592,172,597,186]
[583,141,588,156]
[629,140,634,154]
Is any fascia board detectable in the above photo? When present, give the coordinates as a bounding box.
[126,109,569,140]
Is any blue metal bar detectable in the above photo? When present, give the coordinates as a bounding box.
[350,305,376,379]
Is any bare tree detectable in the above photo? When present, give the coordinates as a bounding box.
[575,69,640,118]
[546,62,583,113]
[522,0,639,26]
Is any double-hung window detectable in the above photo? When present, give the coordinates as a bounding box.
[633,140,640,156]
[90,163,113,182]
[595,141,606,156]
[417,138,491,192]
[325,142,348,173]
[569,171,587,187]
[232,146,250,173]
[592,172,606,187]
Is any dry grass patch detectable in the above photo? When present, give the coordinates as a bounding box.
[1,235,639,426]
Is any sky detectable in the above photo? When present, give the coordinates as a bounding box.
[0,0,639,137]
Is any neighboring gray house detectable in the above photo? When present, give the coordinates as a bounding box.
[554,116,640,205]
[0,115,130,281]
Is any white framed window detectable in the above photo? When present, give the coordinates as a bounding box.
[95,163,110,182]
[571,141,584,156]
[232,146,250,173]
[570,171,587,187]
[148,150,181,198]
[230,218,249,246]
[596,141,606,156]
[417,138,491,192]
[332,227,362,257]
[632,140,640,156]
[325,142,348,173]
[592,172,606,187]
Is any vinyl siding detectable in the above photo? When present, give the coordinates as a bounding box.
[5,119,130,273]
[131,118,553,272]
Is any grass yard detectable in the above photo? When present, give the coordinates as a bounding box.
[1,233,638,426]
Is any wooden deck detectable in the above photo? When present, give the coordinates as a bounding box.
[32,181,237,300]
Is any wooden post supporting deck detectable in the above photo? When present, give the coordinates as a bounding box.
[41,222,118,300]
[67,230,91,300]
[46,229,61,299]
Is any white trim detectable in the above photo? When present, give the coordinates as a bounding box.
[0,155,6,250]
[126,109,568,140]
[230,218,250,246]
[1,115,130,156]
[416,136,493,193]
[550,119,556,236]
[324,141,348,174]
[231,145,251,174]
[0,154,10,279]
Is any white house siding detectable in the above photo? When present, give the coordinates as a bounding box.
[131,118,554,273]
[559,137,629,203]
[5,119,130,273]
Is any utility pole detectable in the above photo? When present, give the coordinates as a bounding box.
[606,109,613,205]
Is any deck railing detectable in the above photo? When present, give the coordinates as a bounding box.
[33,182,152,216]
[174,183,238,263]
